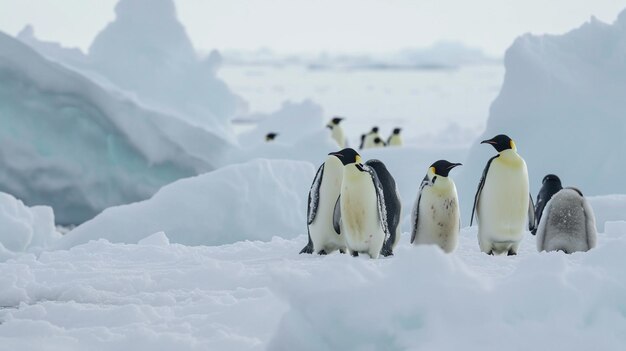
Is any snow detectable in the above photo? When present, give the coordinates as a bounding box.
[457,9,626,218]
[0,192,60,262]
[1,228,625,350]
[56,159,315,248]
[0,31,232,224]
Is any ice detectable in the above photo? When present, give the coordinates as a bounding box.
[0,31,231,224]
[137,232,170,246]
[55,159,315,248]
[0,191,60,261]
[1,228,625,350]
[458,10,626,218]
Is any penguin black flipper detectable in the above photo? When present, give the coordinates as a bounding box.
[471,155,499,226]
[410,174,430,244]
[307,163,325,225]
[359,134,365,150]
[333,195,341,235]
[528,194,537,233]
[299,228,314,254]
[365,160,401,256]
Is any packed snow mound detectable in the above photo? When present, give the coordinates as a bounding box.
[0,32,232,224]
[237,100,324,145]
[1,228,625,350]
[57,159,315,248]
[0,192,60,261]
[88,0,245,133]
[458,10,626,218]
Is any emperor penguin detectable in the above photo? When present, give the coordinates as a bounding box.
[536,187,597,253]
[387,128,403,147]
[372,137,386,148]
[362,126,381,149]
[326,117,346,148]
[300,153,346,255]
[411,160,462,253]
[471,134,536,255]
[330,148,401,258]
[265,132,278,142]
[533,174,563,235]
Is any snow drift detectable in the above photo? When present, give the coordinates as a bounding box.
[458,10,626,218]
[0,191,59,261]
[56,159,315,248]
[0,31,232,224]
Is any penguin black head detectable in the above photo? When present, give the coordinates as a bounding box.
[265,132,278,142]
[429,160,462,177]
[374,137,384,145]
[329,148,362,166]
[331,117,344,125]
[392,128,401,135]
[371,126,379,134]
[542,174,562,186]
[481,134,516,152]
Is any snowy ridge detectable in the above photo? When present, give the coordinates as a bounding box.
[0,229,624,350]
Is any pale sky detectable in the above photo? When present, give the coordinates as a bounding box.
[0,0,624,56]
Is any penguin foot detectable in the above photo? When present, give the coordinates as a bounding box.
[318,250,327,255]
[351,251,359,257]
[380,247,394,257]
[339,249,346,254]
[299,244,314,254]
[507,250,517,256]
[487,250,494,256]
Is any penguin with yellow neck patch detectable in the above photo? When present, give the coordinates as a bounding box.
[471,134,536,255]
[330,148,401,258]
[411,160,462,253]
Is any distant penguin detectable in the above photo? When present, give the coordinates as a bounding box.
[411,160,462,253]
[387,128,403,147]
[362,126,381,149]
[372,137,386,148]
[326,117,346,148]
[471,134,536,255]
[533,174,563,235]
[359,134,366,150]
[265,132,278,142]
[300,153,346,255]
[330,148,401,258]
[536,187,597,254]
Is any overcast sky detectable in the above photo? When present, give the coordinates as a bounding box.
[0,0,624,56]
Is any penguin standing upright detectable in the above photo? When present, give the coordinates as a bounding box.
[411,160,462,253]
[362,127,381,149]
[387,128,403,147]
[330,148,401,258]
[536,187,597,253]
[300,153,346,255]
[326,117,346,148]
[533,174,563,235]
[265,132,278,142]
[471,134,536,255]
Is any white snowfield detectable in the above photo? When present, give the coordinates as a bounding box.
[0,229,625,350]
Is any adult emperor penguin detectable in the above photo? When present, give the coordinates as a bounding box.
[471,134,536,255]
[411,160,462,253]
[533,174,563,235]
[536,187,597,253]
[387,128,403,147]
[326,117,346,148]
[265,132,278,142]
[331,148,401,258]
[300,152,346,255]
[362,126,381,149]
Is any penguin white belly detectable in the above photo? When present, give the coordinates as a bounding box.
[341,172,385,258]
[331,126,346,148]
[388,135,402,147]
[309,159,345,253]
[414,186,459,253]
[478,158,529,253]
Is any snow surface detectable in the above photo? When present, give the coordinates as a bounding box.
[0,31,232,224]
[1,228,625,350]
[0,192,60,262]
[56,159,315,248]
[458,9,626,218]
